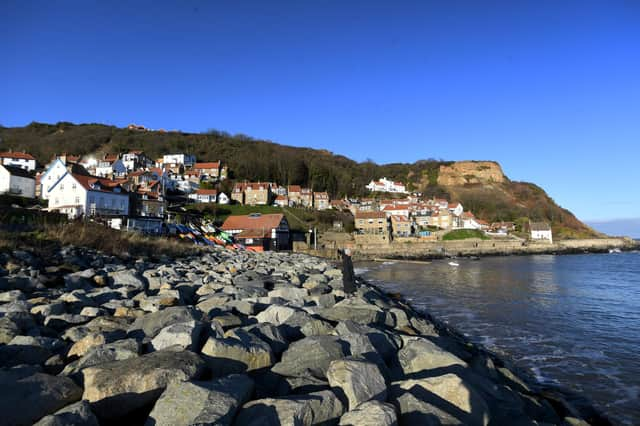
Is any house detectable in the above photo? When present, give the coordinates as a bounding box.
[330,199,349,211]
[365,177,407,193]
[95,155,127,178]
[300,188,313,207]
[163,154,196,168]
[217,192,230,205]
[382,204,410,218]
[47,173,129,219]
[132,191,165,218]
[231,183,246,204]
[244,182,272,205]
[355,211,388,235]
[193,162,221,179]
[221,213,290,251]
[287,185,301,206]
[40,158,70,200]
[0,164,35,198]
[313,192,330,210]
[491,222,516,234]
[448,202,464,217]
[188,189,218,203]
[122,151,152,171]
[391,215,412,237]
[0,151,37,171]
[274,195,288,207]
[530,222,553,243]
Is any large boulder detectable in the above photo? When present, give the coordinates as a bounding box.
[327,358,387,410]
[108,269,146,290]
[316,297,385,325]
[397,337,467,376]
[150,320,204,352]
[271,335,347,379]
[62,338,141,377]
[146,374,254,426]
[390,373,490,426]
[82,348,205,419]
[339,400,397,426]
[201,329,274,376]
[127,306,201,339]
[235,398,310,426]
[0,370,82,426]
[33,400,99,426]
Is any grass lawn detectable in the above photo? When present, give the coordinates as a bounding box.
[442,229,489,241]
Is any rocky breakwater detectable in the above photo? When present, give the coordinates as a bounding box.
[0,245,602,425]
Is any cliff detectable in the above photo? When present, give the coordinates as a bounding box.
[437,161,506,186]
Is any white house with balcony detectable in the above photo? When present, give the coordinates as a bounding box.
[46,172,129,219]
[0,151,37,171]
[162,154,196,168]
[0,164,35,198]
[366,177,407,193]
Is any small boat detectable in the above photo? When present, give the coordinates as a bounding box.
[609,248,622,254]
[448,262,459,267]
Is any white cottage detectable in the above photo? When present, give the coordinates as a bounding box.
[47,173,129,219]
[0,164,35,198]
[40,158,69,200]
[95,155,127,178]
[0,151,37,171]
[530,222,553,243]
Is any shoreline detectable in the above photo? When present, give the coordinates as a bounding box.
[355,273,613,425]
[0,243,613,424]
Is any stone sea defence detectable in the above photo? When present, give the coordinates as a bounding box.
[0,245,606,425]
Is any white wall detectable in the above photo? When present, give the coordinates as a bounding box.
[41,160,68,199]
[1,157,36,171]
[0,166,35,198]
[48,174,129,218]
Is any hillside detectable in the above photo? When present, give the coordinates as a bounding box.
[0,122,599,238]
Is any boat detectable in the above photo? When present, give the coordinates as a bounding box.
[609,248,622,254]
[448,262,459,267]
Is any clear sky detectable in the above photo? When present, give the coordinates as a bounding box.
[1,1,639,225]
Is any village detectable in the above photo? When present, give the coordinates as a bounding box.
[0,149,554,252]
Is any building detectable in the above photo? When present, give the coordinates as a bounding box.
[231,183,246,204]
[193,162,222,179]
[221,213,290,251]
[287,185,301,206]
[121,151,152,171]
[0,164,35,198]
[188,189,218,203]
[354,211,388,235]
[132,192,165,218]
[313,192,330,210]
[530,222,553,243]
[300,188,313,207]
[95,155,127,178]
[162,154,196,168]
[40,158,69,200]
[274,195,288,207]
[244,182,272,205]
[391,215,412,237]
[0,151,37,171]
[365,177,407,193]
[47,173,129,219]
[382,204,410,218]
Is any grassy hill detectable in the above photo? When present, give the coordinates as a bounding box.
[0,121,599,238]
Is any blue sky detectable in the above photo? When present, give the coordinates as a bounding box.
[1,1,639,227]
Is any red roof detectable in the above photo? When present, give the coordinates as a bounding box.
[288,185,301,193]
[313,192,329,199]
[391,215,410,222]
[0,151,35,160]
[355,211,386,219]
[275,195,287,201]
[103,154,119,162]
[70,173,127,194]
[221,213,285,232]
[194,162,220,169]
[196,189,217,195]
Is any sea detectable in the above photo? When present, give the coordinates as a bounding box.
[356,251,640,425]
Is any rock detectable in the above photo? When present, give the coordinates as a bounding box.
[0,337,53,366]
[390,373,490,426]
[79,306,103,317]
[0,370,82,426]
[272,335,347,379]
[339,400,397,426]
[0,289,25,302]
[255,304,298,325]
[201,329,274,376]
[33,400,99,426]
[268,287,309,302]
[150,320,203,352]
[44,314,91,331]
[327,358,387,410]
[397,337,467,376]
[82,348,205,419]
[108,269,146,289]
[146,374,254,426]
[239,322,289,355]
[0,316,20,344]
[63,338,141,376]
[235,398,310,426]
[127,306,201,339]
[317,297,385,325]
[335,321,398,362]
[67,333,107,358]
[292,390,345,425]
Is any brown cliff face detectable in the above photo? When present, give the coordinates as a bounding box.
[438,161,505,186]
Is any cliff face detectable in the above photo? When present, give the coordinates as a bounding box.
[438,161,506,186]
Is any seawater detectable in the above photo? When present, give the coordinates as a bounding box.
[358,252,640,425]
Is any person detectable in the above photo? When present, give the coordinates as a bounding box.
[341,248,356,294]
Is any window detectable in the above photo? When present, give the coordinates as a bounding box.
[60,184,64,190]
[75,196,80,204]
[72,183,76,190]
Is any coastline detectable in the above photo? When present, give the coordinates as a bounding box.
[0,243,612,424]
